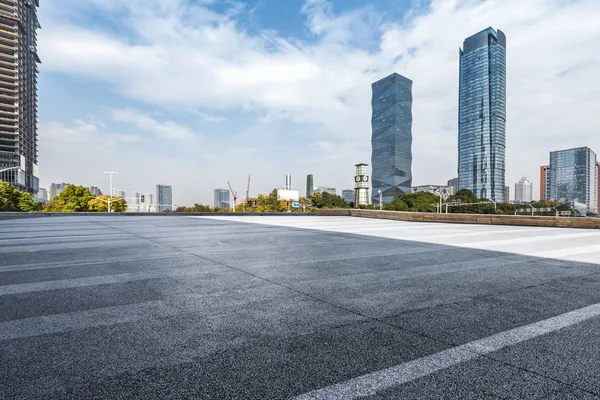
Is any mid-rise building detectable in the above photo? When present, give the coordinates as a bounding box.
[49,182,70,200]
[314,186,336,195]
[114,189,125,199]
[127,191,141,212]
[411,185,453,199]
[87,186,103,197]
[597,162,600,214]
[214,189,230,209]
[540,165,551,200]
[549,147,598,214]
[156,184,172,212]
[447,178,459,195]
[306,174,314,198]
[371,73,413,204]
[37,187,47,202]
[0,0,41,194]
[458,27,507,202]
[504,186,510,203]
[514,177,533,203]
[342,189,355,204]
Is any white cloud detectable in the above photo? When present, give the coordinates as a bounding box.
[38,0,600,203]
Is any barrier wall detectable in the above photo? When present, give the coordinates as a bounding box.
[316,209,600,229]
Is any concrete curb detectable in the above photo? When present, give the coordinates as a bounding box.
[0,212,317,220]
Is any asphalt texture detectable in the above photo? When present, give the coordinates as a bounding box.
[1,215,600,399]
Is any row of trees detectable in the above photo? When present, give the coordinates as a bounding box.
[0,181,42,212]
[44,185,127,212]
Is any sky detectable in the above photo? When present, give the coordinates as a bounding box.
[37,0,600,206]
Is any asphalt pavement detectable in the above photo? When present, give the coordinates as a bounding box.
[1,215,600,399]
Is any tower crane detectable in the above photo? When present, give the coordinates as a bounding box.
[227,181,237,211]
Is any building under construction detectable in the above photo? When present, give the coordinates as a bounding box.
[0,0,41,194]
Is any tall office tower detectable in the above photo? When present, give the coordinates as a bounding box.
[342,189,355,204]
[37,187,47,202]
[354,163,369,206]
[371,73,413,204]
[447,177,459,195]
[88,186,103,196]
[214,188,230,209]
[0,1,41,194]
[504,186,510,203]
[458,27,507,202]
[539,165,550,200]
[49,182,70,200]
[514,177,532,203]
[306,174,314,198]
[129,191,140,212]
[156,184,173,212]
[549,147,598,214]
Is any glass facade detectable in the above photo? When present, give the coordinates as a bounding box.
[549,147,598,214]
[458,27,507,202]
[371,73,412,204]
[214,189,230,209]
[156,184,173,212]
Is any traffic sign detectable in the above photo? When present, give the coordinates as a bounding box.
[292,201,300,208]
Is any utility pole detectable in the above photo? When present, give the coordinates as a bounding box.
[103,171,118,213]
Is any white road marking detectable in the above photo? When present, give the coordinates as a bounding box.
[0,233,133,242]
[295,302,600,399]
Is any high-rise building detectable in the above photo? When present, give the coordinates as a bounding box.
[371,73,413,204]
[412,185,453,199]
[597,162,600,214]
[504,186,510,203]
[540,165,551,200]
[342,189,355,204]
[114,189,125,199]
[88,186,103,197]
[144,193,153,212]
[458,27,507,202]
[128,191,141,212]
[306,174,314,198]
[0,1,41,194]
[37,187,47,202]
[214,189,230,209]
[447,178,459,196]
[354,163,369,206]
[549,147,598,214]
[49,182,70,200]
[156,184,172,212]
[514,177,532,203]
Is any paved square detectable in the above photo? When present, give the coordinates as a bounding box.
[1,215,600,399]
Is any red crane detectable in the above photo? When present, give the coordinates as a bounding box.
[227,181,237,211]
[246,175,251,199]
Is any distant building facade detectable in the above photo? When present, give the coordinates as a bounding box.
[214,189,230,209]
[411,185,453,199]
[549,147,598,214]
[88,186,103,197]
[458,27,507,202]
[156,185,173,212]
[49,182,71,200]
[314,186,336,195]
[37,188,48,203]
[504,186,510,203]
[114,190,125,199]
[447,178,459,195]
[597,162,600,214]
[371,73,413,204]
[342,189,355,204]
[540,165,551,200]
[306,174,314,198]
[514,177,532,203]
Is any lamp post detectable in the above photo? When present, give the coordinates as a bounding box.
[103,171,118,212]
[490,198,497,212]
[552,206,559,217]
[378,190,382,211]
[528,203,535,216]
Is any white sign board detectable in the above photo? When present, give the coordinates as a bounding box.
[277,189,299,201]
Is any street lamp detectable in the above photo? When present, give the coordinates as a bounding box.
[378,190,382,211]
[528,202,535,216]
[0,166,19,174]
[103,171,118,212]
[490,198,497,212]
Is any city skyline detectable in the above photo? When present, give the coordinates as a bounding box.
[29,1,600,205]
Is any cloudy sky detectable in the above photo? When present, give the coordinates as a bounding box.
[38,0,600,205]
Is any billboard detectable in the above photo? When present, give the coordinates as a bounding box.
[277,189,299,201]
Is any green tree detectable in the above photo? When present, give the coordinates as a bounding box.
[44,185,93,212]
[310,192,349,209]
[88,195,128,212]
[0,181,41,211]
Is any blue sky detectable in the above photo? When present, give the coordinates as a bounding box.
[38,0,600,205]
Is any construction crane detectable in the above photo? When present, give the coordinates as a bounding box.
[227,181,237,211]
[246,175,251,200]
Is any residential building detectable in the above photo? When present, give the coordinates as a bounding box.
[342,189,355,204]
[156,184,173,212]
[504,186,510,203]
[0,0,41,194]
[354,163,370,206]
[411,185,453,199]
[597,162,600,214]
[49,182,70,200]
[214,189,230,209]
[144,193,153,212]
[314,186,336,195]
[549,147,598,215]
[540,165,551,200]
[306,174,314,197]
[447,178,459,195]
[458,27,507,202]
[37,187,47,202]
[114,189,125,199]
[514,177,533,203]
[88,186,103,197]
[128,191,141,212]
[371,73,413,204]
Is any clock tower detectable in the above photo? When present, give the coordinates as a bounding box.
[354,163,369,207]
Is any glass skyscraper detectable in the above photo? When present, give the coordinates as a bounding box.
[371,73,412,204]
[458,27,507,202]
[549,147,598,215]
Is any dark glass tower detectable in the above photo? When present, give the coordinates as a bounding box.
[458,27,506,202]
[549,147,597,215]
[371,73,412,204]
[0,0,40,194]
